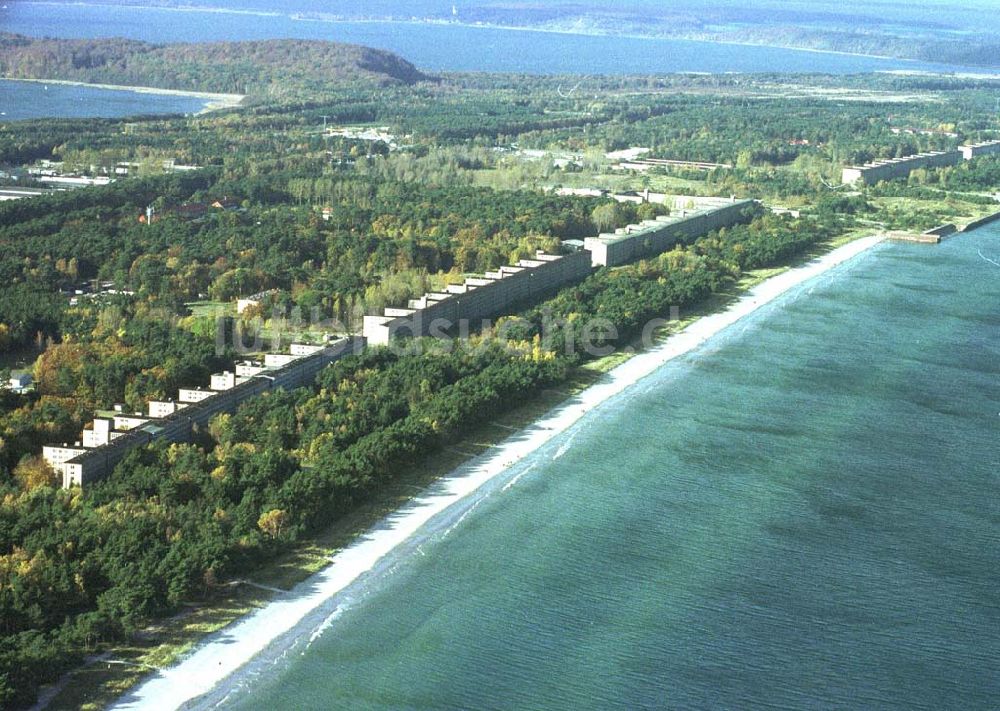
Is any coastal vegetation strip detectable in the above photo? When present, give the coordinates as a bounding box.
[49,229,885,711]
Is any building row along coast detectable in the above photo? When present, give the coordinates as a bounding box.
[841,140,1000,185]
[363,196,758,346]
[43,339,363,489]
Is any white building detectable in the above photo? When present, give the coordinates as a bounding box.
[236,289,277,315]
[43,444,86,470]
[960,140,1000,160]
[264,353,299,368]
[6,373,32,392]
[114,414,150,431]
[210,372,249,390]
[211,372,236,391]
[290,343,324,356]
[235,361,267,377]
[178,388,214,404]
[82,419,114,448]
[148,400,187,418]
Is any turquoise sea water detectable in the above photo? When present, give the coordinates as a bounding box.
[0,79,210,121]
[2,2,994,75]
[212,228,1000,710]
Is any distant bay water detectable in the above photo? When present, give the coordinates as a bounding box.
[208,227,1000,710]
[2,1,994,76]
[0,79,212,120]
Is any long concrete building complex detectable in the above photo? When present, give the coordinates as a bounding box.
[363,251,593,346]
[842,140,1000,185]
[363,196,757,346]
[841,150,963,186]
[44,338,362,488]
[960,140,1000,160]
[45,193,763,485]
[585,196,755,267]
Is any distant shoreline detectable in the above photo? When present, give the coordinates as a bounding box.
[288,15,933,66]
[111,233,887,710]
[1,77,245,113]
[4,1,986,73]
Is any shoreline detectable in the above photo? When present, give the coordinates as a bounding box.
[1,77,245,113]
[289,16,943,67]
[110,233,887,710]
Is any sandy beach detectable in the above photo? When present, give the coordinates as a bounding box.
[110,233,886,711]
[2,78,244,113]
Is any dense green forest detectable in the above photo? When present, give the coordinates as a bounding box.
[0,35,428,95]
[2,46,1000,706]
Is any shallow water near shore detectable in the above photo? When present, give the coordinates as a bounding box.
[0,79,213,120]
[208,228,1000,710]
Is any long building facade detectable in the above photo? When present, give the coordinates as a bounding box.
[46,194,763,485]
[841,151,963,186]
[585,197,755,267]
[842,140,1000,185]
[45,338,363,488]
[363,251,594,346]
[363,196,758,346]
[960,140,1000,160]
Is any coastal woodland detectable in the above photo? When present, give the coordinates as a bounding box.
[2,36,1000,708]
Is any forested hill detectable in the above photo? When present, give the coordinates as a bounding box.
[0,34,429,95]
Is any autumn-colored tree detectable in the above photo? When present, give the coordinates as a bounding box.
[13,455,59,490]
[257,509,290,539]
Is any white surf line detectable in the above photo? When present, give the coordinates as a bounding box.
[2,78,245,108]
[111,234,885,711]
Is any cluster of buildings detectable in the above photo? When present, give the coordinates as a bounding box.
[42,340,362,489]
[138,197,243,225]
[325,126,399,150]
[62,281,136,306]
[602,147,732,172]
[552,188,742,209]
[889,126,959,139]
[553,187,669,204]
[363,196,757,346]
[30,158,199,182]
[0,160,204,202]
[842,140,1000,185]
